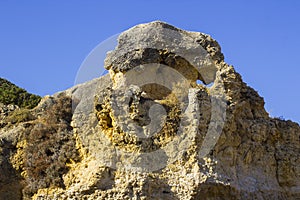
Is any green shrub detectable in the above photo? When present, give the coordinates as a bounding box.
[0,78,41,109]
[5,108,35,124]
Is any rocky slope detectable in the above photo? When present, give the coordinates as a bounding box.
[0,21,299,200]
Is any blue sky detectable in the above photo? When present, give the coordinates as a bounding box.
[0,1,299,123]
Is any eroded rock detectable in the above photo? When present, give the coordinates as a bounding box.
[0,21,299,200]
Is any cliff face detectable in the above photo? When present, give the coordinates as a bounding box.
[0,21,299,200]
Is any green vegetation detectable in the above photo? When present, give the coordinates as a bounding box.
[0,78,41,108]
[5,108,35,124]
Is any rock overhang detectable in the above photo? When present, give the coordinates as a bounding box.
[104,21,224,85]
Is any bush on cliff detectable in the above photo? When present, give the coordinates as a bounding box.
[22,94,80,197]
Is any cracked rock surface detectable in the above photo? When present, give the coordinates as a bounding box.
[0,21,299,200]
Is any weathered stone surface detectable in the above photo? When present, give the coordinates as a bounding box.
[105,21,222,84]
[0,21,299,199]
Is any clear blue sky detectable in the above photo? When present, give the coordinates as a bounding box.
[0,1,299,123]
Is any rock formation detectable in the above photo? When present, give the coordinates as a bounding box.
[0,21,299,200]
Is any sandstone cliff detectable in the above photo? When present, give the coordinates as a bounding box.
[0,21,299,200]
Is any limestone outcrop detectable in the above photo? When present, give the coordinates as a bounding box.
[0,21,299,200]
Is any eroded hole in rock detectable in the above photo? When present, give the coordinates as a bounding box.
[196,79,204,85]
[140,84,172,100]
[129,96,157,126]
